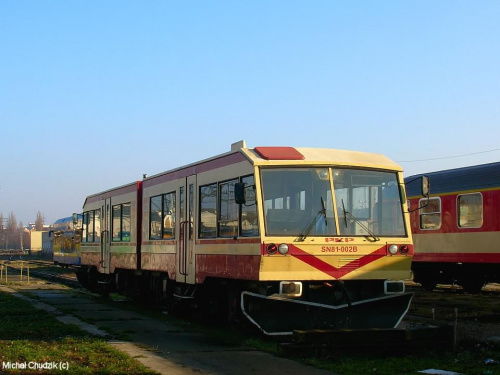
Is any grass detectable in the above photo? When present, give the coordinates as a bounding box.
[300,349,500,375]
[175,315,500,375]
[3,260,500,375]
[0,292,158,374]
[148,308,500,375]
[99,296,500,375]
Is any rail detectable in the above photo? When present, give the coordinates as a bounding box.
[0,260,31,284]
[0,258,79,288]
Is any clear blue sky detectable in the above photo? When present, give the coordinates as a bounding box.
[1,1,499,226]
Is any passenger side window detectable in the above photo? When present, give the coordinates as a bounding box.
[82,209,101,243]
[112,203,131,242]
[419,197,441,230]
[458,193,483,228]
[199,184,217,238]
[218,180,238,237]
[241,175,259,237]
[149,193,176,240]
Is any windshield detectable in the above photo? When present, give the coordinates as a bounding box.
[261,168,336,237]
[260,168,406,237]
[333,169,406,237]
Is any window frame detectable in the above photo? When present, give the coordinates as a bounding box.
[199,183,218,238]
[457,192,483,229]
[198,175,259,239]
[82,209,101,243]
[418,197,442,230]
[218,178,239,238]
[149,192,176,240]
[240,174,259,237]
[112,203,131,242]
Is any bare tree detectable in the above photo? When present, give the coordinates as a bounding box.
[35,211,44,230]
[7,212,17,231]
[0,213,4,250]
[7,212,19,249]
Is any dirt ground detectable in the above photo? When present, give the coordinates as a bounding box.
[405,282,500,345]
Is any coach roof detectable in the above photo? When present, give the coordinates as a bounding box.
[405,161,500,197]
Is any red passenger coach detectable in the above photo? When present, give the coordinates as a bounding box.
[405,162,500,293]
[78,181,142,291]
[77,141,420,334]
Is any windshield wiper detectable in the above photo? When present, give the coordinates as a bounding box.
[341,199,380,242]
[296,197,328,242]
[320,196,327,226]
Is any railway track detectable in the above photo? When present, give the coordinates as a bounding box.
[3,256,500,351]
[5,257,500,324]
[0,257,81,289]
[403,284,500,347]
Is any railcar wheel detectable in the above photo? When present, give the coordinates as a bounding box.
[460,278,484,294]
[413,270,437,291]
[420,280,437,292]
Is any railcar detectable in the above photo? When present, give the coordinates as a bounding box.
[52,215,82,266]
[77,181,142,292]
[405,162,500,293]
[76,141,421,334]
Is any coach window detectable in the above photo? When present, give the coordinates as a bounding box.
[241,175,259,236]
[82,211,92,243]
[179,187,185,223]
[219,179,238,237]
[122,203,131,241]
[189,184,194,240]
[200,183,217,238]
[112,205,122,241]
[419,197,441,230]
[94,209,101,242]
[458,193,483,228]
[150,193,176,240]
[162,192,176,239]
[150,196,162,240]
[82,209,101,242]
[112,203,131,242]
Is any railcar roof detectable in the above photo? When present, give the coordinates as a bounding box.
[141,144,402,188]
[405,161,500,197]
[84,142,402,202]
[54,217,72,224]
[83,181,141,206]
[241,146,401,170]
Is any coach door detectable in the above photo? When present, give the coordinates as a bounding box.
[178,175,196,284]
[100,198,112,274]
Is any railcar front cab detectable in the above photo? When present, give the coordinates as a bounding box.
[235,157,429,334]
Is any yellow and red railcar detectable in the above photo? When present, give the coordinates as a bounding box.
[78,141,418,334]
[406,162,500,293]
[52,215,82,266]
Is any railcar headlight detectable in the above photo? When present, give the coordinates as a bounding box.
[399,245,409,255]
[388,244,398,255]
[278,243,289,255]
[266,244,277,255]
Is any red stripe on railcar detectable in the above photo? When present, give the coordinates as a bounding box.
[414,252,500,263]
[81,252,101,268]
[196,254,261,283]
[287,244,387,279]
[110,254,137,272]
[195,238,260,245]
[141,253,176,280]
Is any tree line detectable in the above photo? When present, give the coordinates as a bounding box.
[0,211,44,250]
